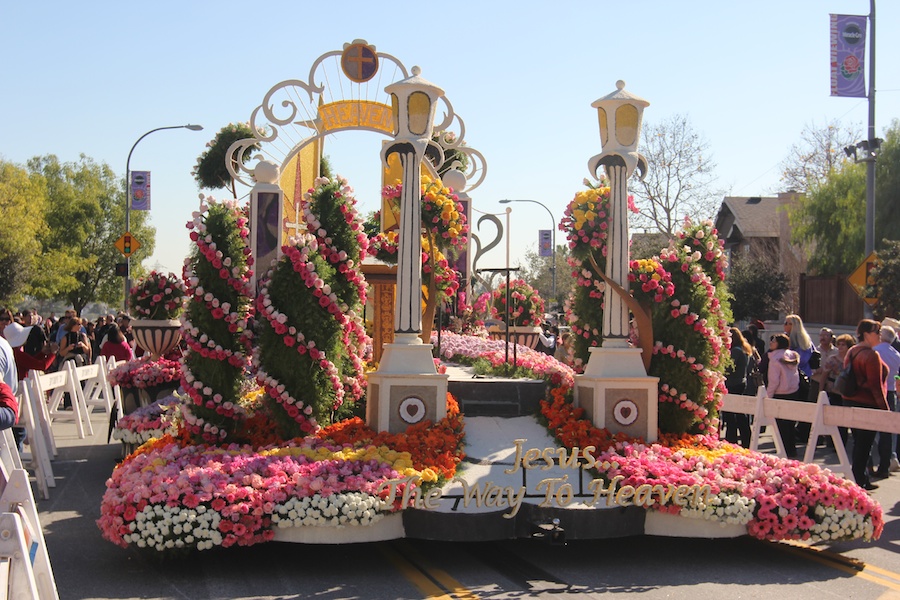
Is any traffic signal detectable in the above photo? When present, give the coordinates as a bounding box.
[123,235,132,255]
[115,262,127,277]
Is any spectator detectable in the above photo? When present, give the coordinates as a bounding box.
[784,314,817,378]
[823,333,855,445]
[4,322,55,379]
[744,323,767,362]
[842,319,890,490]
[0,309,18,391]
[58,317,91,366]
[872,326,900,478]
[538,324,557,356]
[0,381,19,433]
[767,333,801,458]
[100,324,134,363]
[723,327,753,448]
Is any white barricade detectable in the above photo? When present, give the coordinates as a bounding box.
[0,460,59,599]
[12,384,55,500]
[721,387,900,480]
[103,358,125,424]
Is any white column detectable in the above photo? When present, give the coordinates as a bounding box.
[394,150,423,337]
[602,163,630,346]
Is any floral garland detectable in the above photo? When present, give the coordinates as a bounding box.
[490,279,544,328]
[382,174,469,252]
[254,177,370,438]
[180,197,254,444]
[539,389,882,543]
[108,356,181,389]
[97,395,464,553]
[129,271,186,320]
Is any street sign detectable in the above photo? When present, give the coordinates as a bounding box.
[848,251,879,305]
[115,232,142,257]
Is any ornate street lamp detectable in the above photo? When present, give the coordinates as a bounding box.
[588,80,649,347]
[380,66,445,341]
[499,199,556,306]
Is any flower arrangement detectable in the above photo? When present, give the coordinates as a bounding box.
[112,394,181,445]
[381,175,469,252]
[433,331,574,389]
[539,388,883,543]
[129,271,186,321]
[491,279,545,328]
[254,177,370,438]
[180,196,255,444]
[97,395,464,552]
[108,356,182,390]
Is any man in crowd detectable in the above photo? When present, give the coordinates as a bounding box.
[873,326,900,477]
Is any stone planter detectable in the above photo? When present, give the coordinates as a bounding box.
[487,325,542,350]
[132,319,182,360]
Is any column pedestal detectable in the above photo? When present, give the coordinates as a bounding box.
[367,336,448,433]
[575,346,658,442]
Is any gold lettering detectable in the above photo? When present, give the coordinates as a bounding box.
[652,483,676,504]
[556,447,581,469]
[536,476,568,507]
[555,483,574,506]
[541,448,556,470]
[615,485,635,506]
[633,484,655,507]
[580,446,597,470]
[423,487,442,509]
[522,448,541,470]
[504,439,526,475]
[691,484,712,508]
[673,485,691,506]
[504,486,526,519]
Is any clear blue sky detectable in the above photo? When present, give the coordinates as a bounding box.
[2,1,898,276]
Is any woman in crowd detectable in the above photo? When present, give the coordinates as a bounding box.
[823,333,855,444]
[784,314,817,378]
[723,327,753,448]
[58,317,91,366]
[842,319,891,491]
[100,324,134,362]
[767,333,801,458]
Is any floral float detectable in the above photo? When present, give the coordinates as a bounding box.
[129,271,186,321]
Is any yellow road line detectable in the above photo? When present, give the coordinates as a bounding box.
[383,541,481,599]
[776,541,900,592]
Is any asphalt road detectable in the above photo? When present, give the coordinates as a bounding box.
[35,411,900,600]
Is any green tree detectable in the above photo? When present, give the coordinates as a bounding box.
[27,155,154,314]
[870,239,900,319]
[726,253,788,321]
[518,244,573,311]
[789,119,900,276]
[193,123,261,199]
[0,161,48,305]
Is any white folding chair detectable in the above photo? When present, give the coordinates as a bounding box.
[104,358,125,423]
[13,384,55,499]
[30,368,92,440]
[70,359,115,417]
[0,460,60,599]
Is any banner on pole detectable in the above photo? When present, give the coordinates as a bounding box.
[130,171,151,211]
[830,14,867,98]
[539,230,552,257]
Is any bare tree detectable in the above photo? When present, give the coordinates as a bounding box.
[629,114,721,237]
[777,119,862,194]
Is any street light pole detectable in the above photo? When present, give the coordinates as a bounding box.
[499,199,556,307]
[124,124,203,311]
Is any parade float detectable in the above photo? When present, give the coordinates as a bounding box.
[97,40,882,554]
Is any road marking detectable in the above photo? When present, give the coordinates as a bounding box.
[776,541,900,592]
[383,541,480,599]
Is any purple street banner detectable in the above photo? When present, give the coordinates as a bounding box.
[830,14,867,98]
[130,171,151,211]
[539,230,552,257]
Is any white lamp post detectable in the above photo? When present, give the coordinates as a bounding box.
[124,124,203,311]
[499,199,556,306]
[587,81,648,347]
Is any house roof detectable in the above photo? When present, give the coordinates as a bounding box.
[716,196,781,240]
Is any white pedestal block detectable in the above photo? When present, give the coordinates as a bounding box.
[576,346,659,443]
[368,337,449,433]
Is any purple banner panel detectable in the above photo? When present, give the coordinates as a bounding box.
[830,14,867,98]
[539,230,552,257]
[130,171,151,211]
